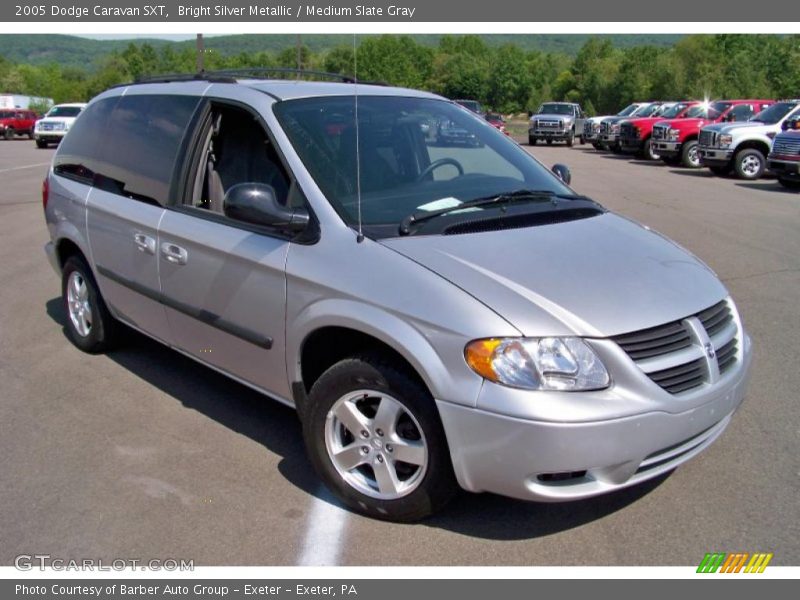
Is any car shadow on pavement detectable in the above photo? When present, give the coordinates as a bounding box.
[735,182,795,195]
[46,296,671,540]
[666,169,714,178]
[424,473,669,540]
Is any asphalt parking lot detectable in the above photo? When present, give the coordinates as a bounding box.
[1,137,798,567]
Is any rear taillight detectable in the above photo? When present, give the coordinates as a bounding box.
[42,177,49,212]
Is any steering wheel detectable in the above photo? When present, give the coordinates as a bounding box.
[416,158,465,182]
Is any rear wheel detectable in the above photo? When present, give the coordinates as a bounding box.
[61,255,119,353]
[4,128,13,140]
[681,140,700,168]
[27,129,34,139]
[302,354,458,522]
[734,148,765,180]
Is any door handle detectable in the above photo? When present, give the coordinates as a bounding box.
[160,242,188,265]
[133,232,156,255]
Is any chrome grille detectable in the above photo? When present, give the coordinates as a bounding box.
[600,121,609,134]
[536,119,562,129]
[613,299,740,395]
[772,135,800,155]
[620,123,636,139]
[699,130,716,147]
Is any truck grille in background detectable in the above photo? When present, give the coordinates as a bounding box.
[699,130,716,147]
[772,135,800,155]
[584,121,594,136]
[652,125,667,140]
[600,122,609,134]
[612,299,740,395]
[620,123,636,139]
[536,119,562,129]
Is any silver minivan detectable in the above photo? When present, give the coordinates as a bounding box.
[43,73,752,521]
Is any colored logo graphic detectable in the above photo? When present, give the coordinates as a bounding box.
[697,552,773,573]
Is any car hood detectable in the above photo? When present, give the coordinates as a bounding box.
[657,117,713,130]
[381,213,726,337]
[601,116,630,125]
[702,121,776,135]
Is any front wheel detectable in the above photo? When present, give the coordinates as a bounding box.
[528,136,537,146]
[35,139,47,149]
[734,148,765,180]
[546,139,553,145]
[681,140,700,168]
[302,354,458,522]
[643,138,660,161]
[4,128,13,140]
[61,256,119,353]
[566,130,575,147]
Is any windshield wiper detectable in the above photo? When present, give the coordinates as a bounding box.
[398,189,584,236]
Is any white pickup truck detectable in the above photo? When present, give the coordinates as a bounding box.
[698,100,800,179]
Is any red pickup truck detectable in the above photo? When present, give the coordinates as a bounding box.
[0,109,38,140]
[618,101,699,160]
[651,100,774,167]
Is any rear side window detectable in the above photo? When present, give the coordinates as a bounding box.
[55,94,200,204]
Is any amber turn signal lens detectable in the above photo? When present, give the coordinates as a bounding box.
[464,338,502,381]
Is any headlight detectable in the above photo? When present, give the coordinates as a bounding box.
[668,128,680,141]
[718,134,732,148]
[465,337,610,391]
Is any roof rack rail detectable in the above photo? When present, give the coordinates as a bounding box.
[127,68,386,86]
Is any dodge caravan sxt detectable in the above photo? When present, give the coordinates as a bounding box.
[43,73,752,521]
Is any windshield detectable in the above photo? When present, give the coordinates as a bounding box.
[658,103,691,119]
[274,96,576,237]
[46,105,82,118]
[636,104,663,117]
[456,100,481,114]
[617,104,640,116]
[684,102,731,120]
[750,102,798,125]
[537,103,574,115]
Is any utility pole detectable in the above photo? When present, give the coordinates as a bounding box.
[196,33,205,74]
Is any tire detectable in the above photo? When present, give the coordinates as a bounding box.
[566,130,575,147]
[592,142,603,150]
[27,129,34,140]
[709,165,732,176]
[61,255,119,353]
[528,136,536,146]
[4,128,13,140]
[578,136,585,145]
[643,138,660,161]
[546,139,553,145]
[611,143,622,154]
[778,177,800,190]
[302,353,458,522]
[734,148,766,180]
[680,140,700,168]
[35,139,47,149]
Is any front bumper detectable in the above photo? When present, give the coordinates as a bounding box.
[530,127,571,140]
[600,133,619,144]
[698,147,734,167]
[620,136,645,153]
[654,140,681,158]
[35,132,66,143]
[767,156,800,179]
[437,334,752,502]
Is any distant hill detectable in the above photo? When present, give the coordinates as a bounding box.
[0,34,686,69]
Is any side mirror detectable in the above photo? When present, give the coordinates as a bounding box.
[552,164,571,185]
[223,183,309,232]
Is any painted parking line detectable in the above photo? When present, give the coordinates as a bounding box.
[296,487,348,566]
[0,162,50,174]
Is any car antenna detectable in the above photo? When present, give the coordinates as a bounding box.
[353,33,364,243]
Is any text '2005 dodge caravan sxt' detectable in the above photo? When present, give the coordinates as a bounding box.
[43,72,752,521]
